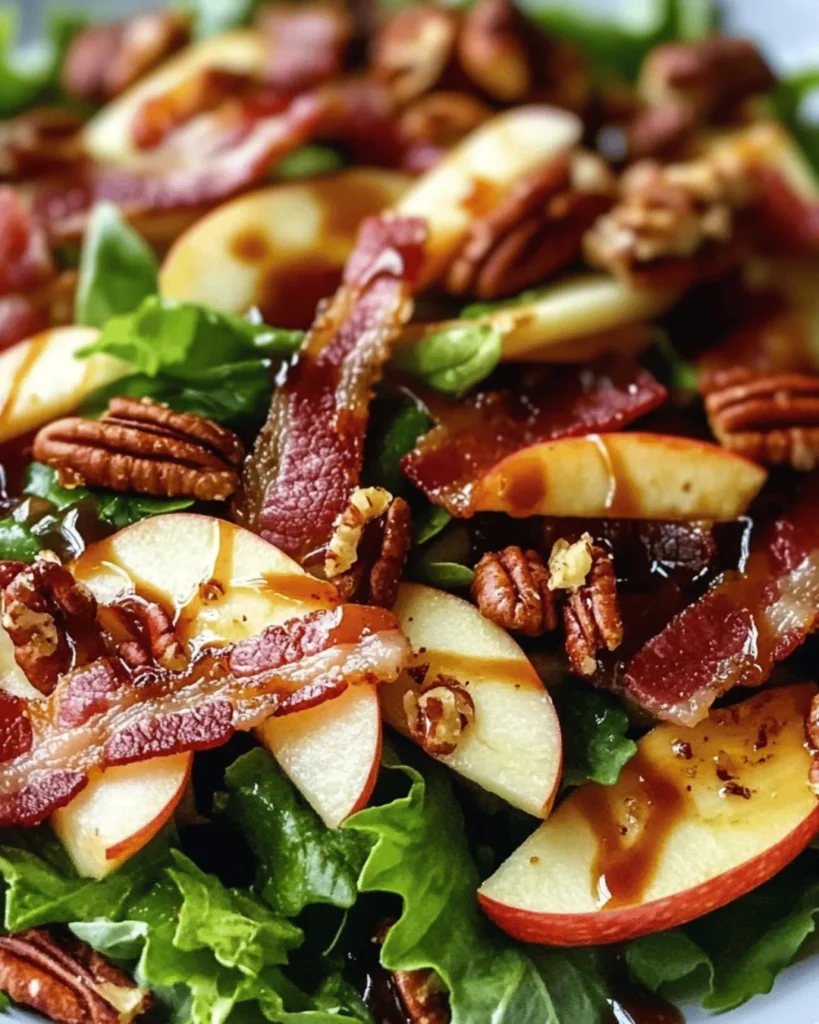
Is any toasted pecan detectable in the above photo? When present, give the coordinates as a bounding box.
[472,546,560,636]
[333,494,411,610]
[563,544,623,677]
[404,675,476,755]
[704,371,819,470]
[0,928,150,1023]
[33,397,245,502]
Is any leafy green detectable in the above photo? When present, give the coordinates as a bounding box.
[76,203,160,328]
[412,505,452,547]
[524,0,718,82]
[643,333,699,398]
[553,686,637,787]
[460,289,541,321]
[275,146,345,181]
[0,7,87,118]
[222,748,372,918]
[24,462,193,530]
[627,851,819,1012]
[78,295,304,428]
[393,323,502,398]
[185,0,260,38]
[0,508,42,562]
[345,757,559,1024]
[773,69,819,179]
[408,521,474,590]
[365,402,431,496]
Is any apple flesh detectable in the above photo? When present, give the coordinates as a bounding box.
[160,169,410,326]
[51,755,192,879]
[469,432,767,521]
[0,326,128,444]
[380,583,562,818]
[71,514,383,831]
[480,684,819,945]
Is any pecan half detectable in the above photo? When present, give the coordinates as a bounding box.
[373,922,450,1024]
[704,371,819,470]
[404,675,475,755]
[62,11,189,104]
[446,151,614,299]
[0,928,150,1023]
[33,397,245,502]
[563,544,623,677]
[399,90,492,153]
[1,553,105,695]
[371,3,461,104]
[105,598,188,671]
[639,37,776,121]
[472,546,559,636]
[332,494,411,609]
[584,153,754,288]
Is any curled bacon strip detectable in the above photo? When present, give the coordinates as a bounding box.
[402,360,667,516]
[0,604,408,827]
[29,93,324,242]
[623,479,819,725]
[236,214,427,563]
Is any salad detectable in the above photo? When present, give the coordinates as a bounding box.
[1,0,819,1021]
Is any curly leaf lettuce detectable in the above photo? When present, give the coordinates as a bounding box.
[552,686,637,787]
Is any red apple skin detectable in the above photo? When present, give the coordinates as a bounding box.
[479,805,819,945]
[104,756,193,863]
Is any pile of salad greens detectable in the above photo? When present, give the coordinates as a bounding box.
[3,0,819,1021]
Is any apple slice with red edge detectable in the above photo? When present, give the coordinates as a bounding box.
[59,514,383,861]
[469,432,767,521]
[479,684,819,945]
[380,582,562,818]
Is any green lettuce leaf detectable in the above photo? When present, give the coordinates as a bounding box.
[185,0,259,38]
[393,323,502,398]
[275,146,345,181]
[364,402,431,496]
[0,509,42,562]
[627,851,819,1012]
[345,757,559,1024]
[408,522,474,590]
[0,7,87,118]
[76,203,160,328]
[553,686,637,787]
[222,748,372,918]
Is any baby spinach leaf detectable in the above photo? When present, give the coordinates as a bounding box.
[393,323,502,398]
[275,146,345,180]
[75,203,160,328]
[365,402,431,496]
[0,7,86,118]
[0,510,42,562]
[553,686,637,787]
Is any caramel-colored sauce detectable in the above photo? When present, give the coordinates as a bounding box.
[609,994,684,1024]
[496,452,548,516]
[1,331,49,421]
[254,253,343,329]
[411,650,542,690]
[175,519,238,640]
[231,228,272,264]
[461,176,500,218]
[320,176,397,239]
[574,750,687,909]
[261,572,339,606]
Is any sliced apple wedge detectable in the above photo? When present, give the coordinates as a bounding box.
[259,683,382,828]
[0,326,128,444]
[51,755,192,879]
[480,684,819,945]
[83,30,268,165]
[71,514,383,831]
[395,105,583,287]
[380,583,561,818]
[469,432,767,521]
[160,169,410,326]
[398,274,679,362]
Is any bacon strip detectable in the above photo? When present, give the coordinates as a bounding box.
[0,604,408,827]
[623,480,819,725]
[402,360,667,516]
[236,214,427,563]
[28,93,324,242]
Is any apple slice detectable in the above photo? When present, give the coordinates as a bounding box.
[71,514,383,830]
[469,432,767,521]
[380,583,561,818]
[50,755,191,879]
[398,273,679,362]
[83,30,268,165]
[480,684,819,945]
[395,105,583,287]
[0,326,128,444]
[160,169,410,327]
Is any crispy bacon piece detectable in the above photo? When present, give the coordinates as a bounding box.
[0,604,408,827]
[623,480,819,725]
[0,188,53,298]
[402,360,667,515]
[236,214,427,563]
[258,3,352,93]
[29,93,324,242]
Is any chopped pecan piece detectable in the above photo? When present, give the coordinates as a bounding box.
[404,675,475,755]
[547,533,593,591]
[626,103,698,162]
[332,495,411,609]
[371,3,460,104]
[0,928,150,1023]
[326,487,394,577]
[703,371,819,470]
[563,544,623,677]
[1,553,105,695]
[106,598,187,671]
[33,397,245,502]
[372,922,450,1024]
[446,151,614,299]
[399,90,492,153]
[62,11,189,104]
[472,546,560,636]
[639,37,776,121]
[584,153,754,288]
